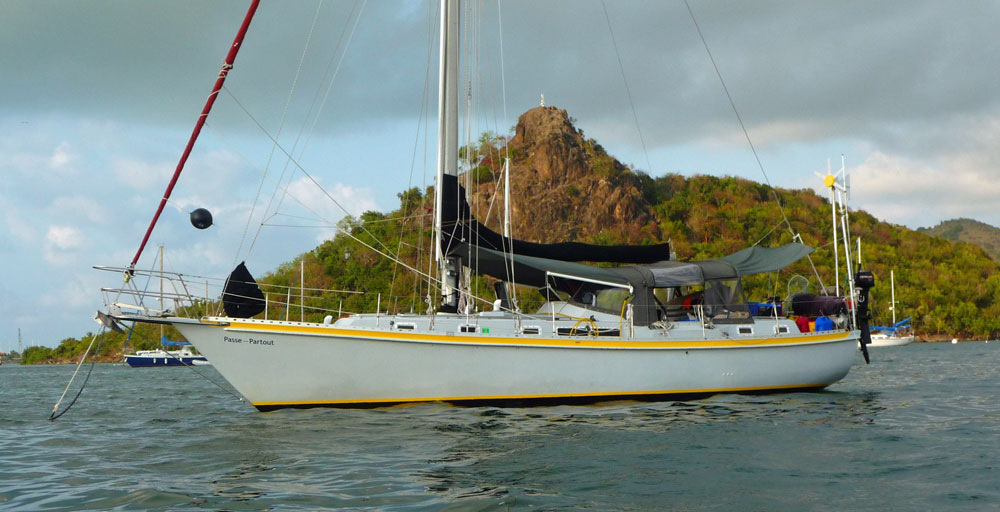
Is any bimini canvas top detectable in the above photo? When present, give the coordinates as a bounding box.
[642,260,734,287]
[717,243,814,276]
[450,243,633,289]
[452,242,814,291]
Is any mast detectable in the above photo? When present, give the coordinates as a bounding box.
[890,270,896,326]
[129,0,261,271]
[434,0,461,310]
[159,245,164,343]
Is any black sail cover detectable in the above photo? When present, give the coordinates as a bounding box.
[222,261,266,318]
[440,174,670,263]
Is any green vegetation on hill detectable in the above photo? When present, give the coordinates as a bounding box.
[919,218,1000,262]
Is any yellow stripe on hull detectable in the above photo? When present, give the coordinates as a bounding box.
[217,319,850,350]
[251,382,833,409]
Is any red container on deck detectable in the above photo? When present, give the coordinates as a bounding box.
[795,315,811,333]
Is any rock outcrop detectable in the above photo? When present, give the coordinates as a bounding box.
[465,106,662,245]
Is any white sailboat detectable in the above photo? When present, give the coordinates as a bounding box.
[869,329,915,348]
[869,270,915,347]
[99,0,873,411]
[123,338,210,367]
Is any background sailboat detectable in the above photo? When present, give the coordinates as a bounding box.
[869,270,915,347]
[123,336,209,367]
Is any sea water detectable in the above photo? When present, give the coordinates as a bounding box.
[1,342,997,511]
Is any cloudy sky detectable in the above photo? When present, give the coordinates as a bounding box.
[2,0,997,348]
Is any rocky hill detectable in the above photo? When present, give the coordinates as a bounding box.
[465,106,661,244]
[919,218,1000,262]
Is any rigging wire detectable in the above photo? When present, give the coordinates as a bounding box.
[234,0,326,268]
[261,0,368,243]
[219,86,400,261]
[494,0,518,311]
[183,2,522,317]
[390,0,439,314]
[463,0,521,313]
[683,0,826,291]
[122,326,246,402]
[461,0,477,314]
[203,121,356,229]
[601,0,653,175]
[245,0,368,259]
[496,0,509,129]
[107,248,245,404]
[49,327,105,421]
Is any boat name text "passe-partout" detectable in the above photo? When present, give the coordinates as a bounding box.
[224,335,275,346]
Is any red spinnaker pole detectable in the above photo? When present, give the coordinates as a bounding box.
[129,0,261,269]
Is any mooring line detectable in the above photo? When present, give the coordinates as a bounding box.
[124,327,245,403]
[50,327,105,421]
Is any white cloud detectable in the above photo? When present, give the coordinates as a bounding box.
[111,157,174,190]
[849,148,1000,229]
[249,176,376,244]
[0,137,78,178]
[44,224,86,265]
[48,195,109,224]
[284,176,378,221]
[46,225,83,249]
[48,141,75,169]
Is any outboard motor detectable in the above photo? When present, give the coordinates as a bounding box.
[854,270,875,364]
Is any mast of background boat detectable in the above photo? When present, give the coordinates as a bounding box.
[159,245,164,345]
[890,270,896,327]
[127,0,261,273]
[433,0,461,311]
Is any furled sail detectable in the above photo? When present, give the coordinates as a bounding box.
[439,174,671,264]
[222,262,266,318]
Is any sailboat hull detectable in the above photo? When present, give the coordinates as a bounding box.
[172,317,859,410]
[867,334,915,348]
[124,354,209,367]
